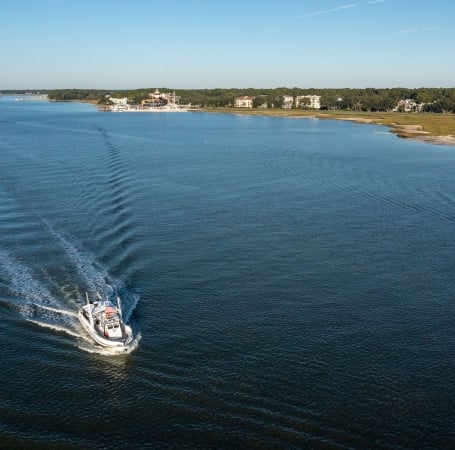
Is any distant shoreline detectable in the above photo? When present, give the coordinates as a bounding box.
[51,99,455,147]
[201,108,455,147]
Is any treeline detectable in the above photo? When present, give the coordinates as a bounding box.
[47,87,455,113]
[47,89,108,101]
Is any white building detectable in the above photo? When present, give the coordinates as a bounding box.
[108,97,129,105]
[393,99,424,112]
[235,96,255,108]
[282,95,294,109]
[295,95,321,109]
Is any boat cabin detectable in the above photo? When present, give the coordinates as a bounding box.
[103,320,123,338]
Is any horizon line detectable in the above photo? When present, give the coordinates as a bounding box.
[2,85,455,91]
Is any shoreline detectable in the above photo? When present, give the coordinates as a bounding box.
[201,108,455,147]
[335,117,455,146]
[61,100,454,147]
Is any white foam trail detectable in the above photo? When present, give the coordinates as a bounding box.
[128,332,142,352]
[0,249,80,335]
[77,344,120,356]
[78,334,141,356]
[19,302,75,328]
[26,319,81,339]
[77,331,141,356]
[38,304,78,317]
[77,344,127,356]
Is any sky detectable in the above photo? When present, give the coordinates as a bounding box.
[1,0,454,89]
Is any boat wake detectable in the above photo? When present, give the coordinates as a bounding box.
[37,304,78,318]
[25,319,83,340]
[41,220,113,297]
[0,249,59,307]
[45,224,141,335]
[0,229,140,355]
[0,248,81,337]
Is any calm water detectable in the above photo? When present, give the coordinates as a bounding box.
[0,97,454,449]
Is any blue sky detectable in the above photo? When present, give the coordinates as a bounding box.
[1,0,454,89]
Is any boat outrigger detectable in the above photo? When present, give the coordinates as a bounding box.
[78,292,133,349]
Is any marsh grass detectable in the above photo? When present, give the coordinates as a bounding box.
[207,108,455,139]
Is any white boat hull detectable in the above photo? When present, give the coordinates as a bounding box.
[78,309,133,349]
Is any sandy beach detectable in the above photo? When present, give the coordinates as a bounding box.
[338,118,455,146]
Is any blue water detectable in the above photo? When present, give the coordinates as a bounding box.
[1,97,455,449]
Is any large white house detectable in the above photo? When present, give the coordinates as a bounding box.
[393,99,424,112]
[108,96,129,105]
[295,95,321,109]
[235,96,255,108]
[282,95,294,109]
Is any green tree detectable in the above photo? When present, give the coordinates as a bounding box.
[253,95,267,108]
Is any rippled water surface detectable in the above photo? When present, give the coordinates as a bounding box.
[1,97,455,449]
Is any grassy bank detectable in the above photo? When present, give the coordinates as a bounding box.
[203,108,455,144]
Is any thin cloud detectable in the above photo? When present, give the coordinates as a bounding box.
[367,0,386,4]
[301,4,358,17]
[394,26,442,34]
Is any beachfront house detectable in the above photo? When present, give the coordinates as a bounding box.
[295,95,321,109]
[393,99,424,113]
[235,96,255,108]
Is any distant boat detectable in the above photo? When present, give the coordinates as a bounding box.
[148,103,189,112]
[78,292,133,350]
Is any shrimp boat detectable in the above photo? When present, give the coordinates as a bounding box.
[78,292,133,349]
